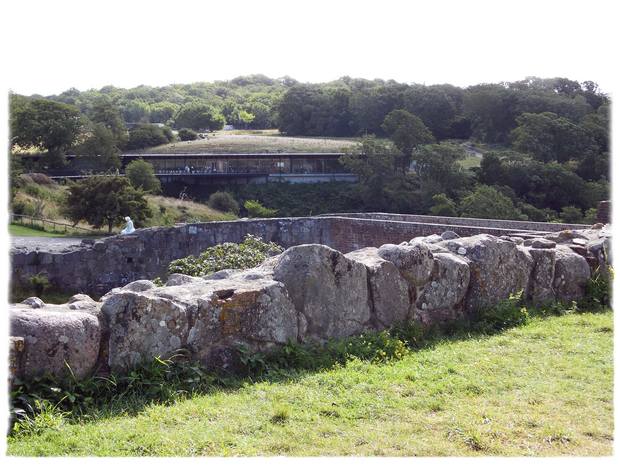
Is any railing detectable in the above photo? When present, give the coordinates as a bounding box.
[10,214,95,234]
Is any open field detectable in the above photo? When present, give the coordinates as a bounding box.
[9,224,70,237]
[145,195,236,225]
[134,132,359,154]
[8,311,613,456]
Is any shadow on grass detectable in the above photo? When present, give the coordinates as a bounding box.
[9,297,612,434]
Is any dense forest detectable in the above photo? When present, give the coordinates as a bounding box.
[9,74,610,224]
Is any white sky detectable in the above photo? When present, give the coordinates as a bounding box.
[1,2,620,457]
[1,0,618,96]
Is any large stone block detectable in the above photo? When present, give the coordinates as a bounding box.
[439,235,533,313]
[188,270,298,370]
[101,290,191,370]
[553,245,591,301]
[527,248,556,303]
[273,244,371,341]
[345,247,411,329]
[377,242,434,287]
[10,304,102,380]
[415,252,470,326]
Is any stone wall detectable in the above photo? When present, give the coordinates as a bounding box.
[10,214,599,297]
[9,225,611,382]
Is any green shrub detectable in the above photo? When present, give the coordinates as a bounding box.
[559,206,583,224]
[168,234,283,277]
[28,173,54,185]
[125,124,170,150]
[10,351,216,434]
[473,291,529,332]
[28,273,51,297]
[244,199,278,218]
[125,159,161,193]
[208,191,240,214]
[582,266,613,309]
[178,128,198,141]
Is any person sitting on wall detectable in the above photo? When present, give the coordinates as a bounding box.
[120,216,135,235]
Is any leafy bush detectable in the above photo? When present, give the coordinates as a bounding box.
[27,173,53,185]
[125,159,161,193]
[473,291,529,332]
[125,124,170,150]
[178,128,198,141]
[559,206,583,224]
[244,199,278,218]
[168,234,283,277]
[208,191,240,214]
[582,266,613,309]
[28,273,51,297]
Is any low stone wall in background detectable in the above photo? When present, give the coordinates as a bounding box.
[10,214,595,297]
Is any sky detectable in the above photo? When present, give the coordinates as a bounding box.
[1,0,618,96]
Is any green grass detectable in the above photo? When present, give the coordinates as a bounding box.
[458,155,482,169]
[8,311,613,456]
[9,224,70,237]
[139,132,358,154]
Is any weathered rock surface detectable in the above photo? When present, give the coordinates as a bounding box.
[438,235,533,313]
[10,304,102,379]
[553,245,591,301]
[415,252,470,326]
[188,269,298,370]
[378,242,434,287]
[345,247,411,329]
[273,244,371,341]
[527,248,557,302]
[102,290,191,370]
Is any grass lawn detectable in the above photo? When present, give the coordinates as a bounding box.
[7,311,613,456]
[9,224,70,237]
[138,132,358,154]
[458,155,482,170]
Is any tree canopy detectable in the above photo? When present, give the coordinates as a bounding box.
[64,176,150,233]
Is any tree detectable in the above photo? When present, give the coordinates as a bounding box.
[74,122,121,170]
[88,96,128,147]
[64,176,150,233]
[125,159,161,193]
[178,128,198,141]
[430,193,457,216]
[238,110,255,128]
[464,84,518,143]
[126,124,171,150]
[402,85,461,139]
[149,101,180,124]
[459,185,523,220]
[559,206,583,224]
[10,97,83,166]
[511,112,596,163]
[411,143,470,198]
[381,109,434,170]
[340,137,418,212]
[174,103,225,131]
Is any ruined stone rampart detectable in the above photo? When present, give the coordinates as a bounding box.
[11,214,592,297]
[9,225,611,382]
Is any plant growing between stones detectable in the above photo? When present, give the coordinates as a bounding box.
[168,234,283,277]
